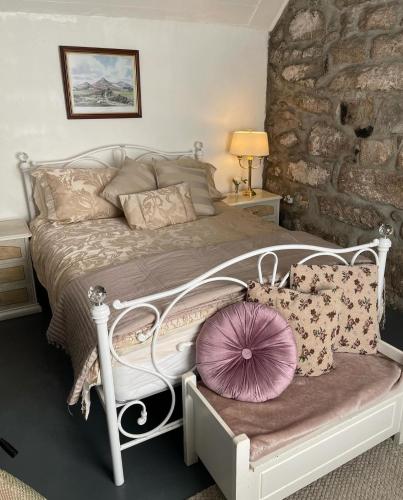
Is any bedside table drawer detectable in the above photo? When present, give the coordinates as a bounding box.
[0,286,30,307]
[243,205,274,218]
[0,264,26,284]
[0,239,26,262]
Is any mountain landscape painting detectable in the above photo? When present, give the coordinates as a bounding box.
[60,47,142,119]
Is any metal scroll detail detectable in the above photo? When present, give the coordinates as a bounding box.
[102,238,388,444]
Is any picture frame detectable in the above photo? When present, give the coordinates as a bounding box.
[59,46,142,119]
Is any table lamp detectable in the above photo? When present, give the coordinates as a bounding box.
[229,130,269,197]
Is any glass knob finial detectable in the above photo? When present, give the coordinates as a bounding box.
[379,223,393,237]
[88,286,107,306]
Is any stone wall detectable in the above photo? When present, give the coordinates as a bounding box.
[265,0,403,308]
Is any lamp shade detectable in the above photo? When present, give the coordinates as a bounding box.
[229,131,269,157]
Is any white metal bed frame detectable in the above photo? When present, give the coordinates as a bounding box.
[17,141,204,221]
[17,144,398,492]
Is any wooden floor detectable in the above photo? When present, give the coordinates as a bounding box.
[0,307,402,500]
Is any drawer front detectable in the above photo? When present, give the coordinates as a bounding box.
[262,215,276,223]
[0,265,25,284]
[243,205,274,218]
[0,287,29,307]
[0,239,26,262]
[259,399,400,499]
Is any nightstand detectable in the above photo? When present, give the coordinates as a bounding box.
[0,219,41,320]
[223,189,282,224]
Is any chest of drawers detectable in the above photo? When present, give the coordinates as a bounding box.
[0,219,41,320]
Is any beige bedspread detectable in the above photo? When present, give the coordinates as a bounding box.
[30,205,339,411]
[30,203,284,309]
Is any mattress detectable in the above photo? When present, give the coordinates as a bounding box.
[112,325,199,403]
[199,353,403,462]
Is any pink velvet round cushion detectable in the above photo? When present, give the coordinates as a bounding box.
[196,302,297,403]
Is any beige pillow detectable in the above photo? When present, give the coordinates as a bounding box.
[157,158,224,200]
[119,183,197,230]
[31,169,51,218]
[154,161,216,216]
[101,157,157,209]
[38,167,120,223]
[290,264,379,354]
[247,282,340,376]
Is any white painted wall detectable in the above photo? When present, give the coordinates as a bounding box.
[0,12,268,219]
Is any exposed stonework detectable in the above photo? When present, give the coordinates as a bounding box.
[375,99,403,134]
[397,148,403,169]
[318,196,383,229]
[278,131,299,147]
[330,63,403,91]
[270,110,301,135]
[295,94,332,114]
[338,166,403,209]
[308,122,352,158]
[289,10,325,41]
[339,98,374,129]
[372,32,403,59]
[387,249,403,303]
[286,159,331,186]
[266,0,403,308]
[330,37,368,65]
[359,139,394,167]
[298,222,349,247]
[282,63,322,82]
[358,2,401,32]
[335,0,367,9]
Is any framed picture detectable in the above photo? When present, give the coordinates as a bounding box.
[59,46,142,119]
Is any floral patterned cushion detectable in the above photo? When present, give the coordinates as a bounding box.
[119,182,197,230]
[247,282,340,377]
[290,264,379,355]
[33,167,121,223]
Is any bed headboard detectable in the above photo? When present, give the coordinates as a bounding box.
[16,141,204,221]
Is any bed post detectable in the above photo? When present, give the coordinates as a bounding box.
[377,224,393,322]
[182,372,198,466]
[88,286,124,486]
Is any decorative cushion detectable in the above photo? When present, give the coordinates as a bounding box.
[196,302,297,403]
[119,182,197,230]
[31,169,51,218]
[247,282,340,376]
[160,158,225,200]
[290,264,379,354]
[154,161,216,216]
[32,167,120,223]
[101,157,157,209]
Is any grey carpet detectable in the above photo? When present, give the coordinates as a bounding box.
[188,438,403,499]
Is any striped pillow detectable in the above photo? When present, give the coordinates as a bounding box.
[101,156,157,209]
[154,162,216,216]
[165,158,225,200]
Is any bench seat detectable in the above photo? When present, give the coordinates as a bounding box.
[198,353,402,462]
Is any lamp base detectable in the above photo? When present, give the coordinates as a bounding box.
[243,187,256,197]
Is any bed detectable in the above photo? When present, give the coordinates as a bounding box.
[17,142,396,488]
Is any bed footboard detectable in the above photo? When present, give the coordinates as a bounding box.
[89,226,394,486]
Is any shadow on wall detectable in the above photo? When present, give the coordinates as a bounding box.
[264,0,403,309]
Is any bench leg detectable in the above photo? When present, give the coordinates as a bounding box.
[182,372,198,466]
[394,432,403,445]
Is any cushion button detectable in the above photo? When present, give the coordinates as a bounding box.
[241,348,252,360]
